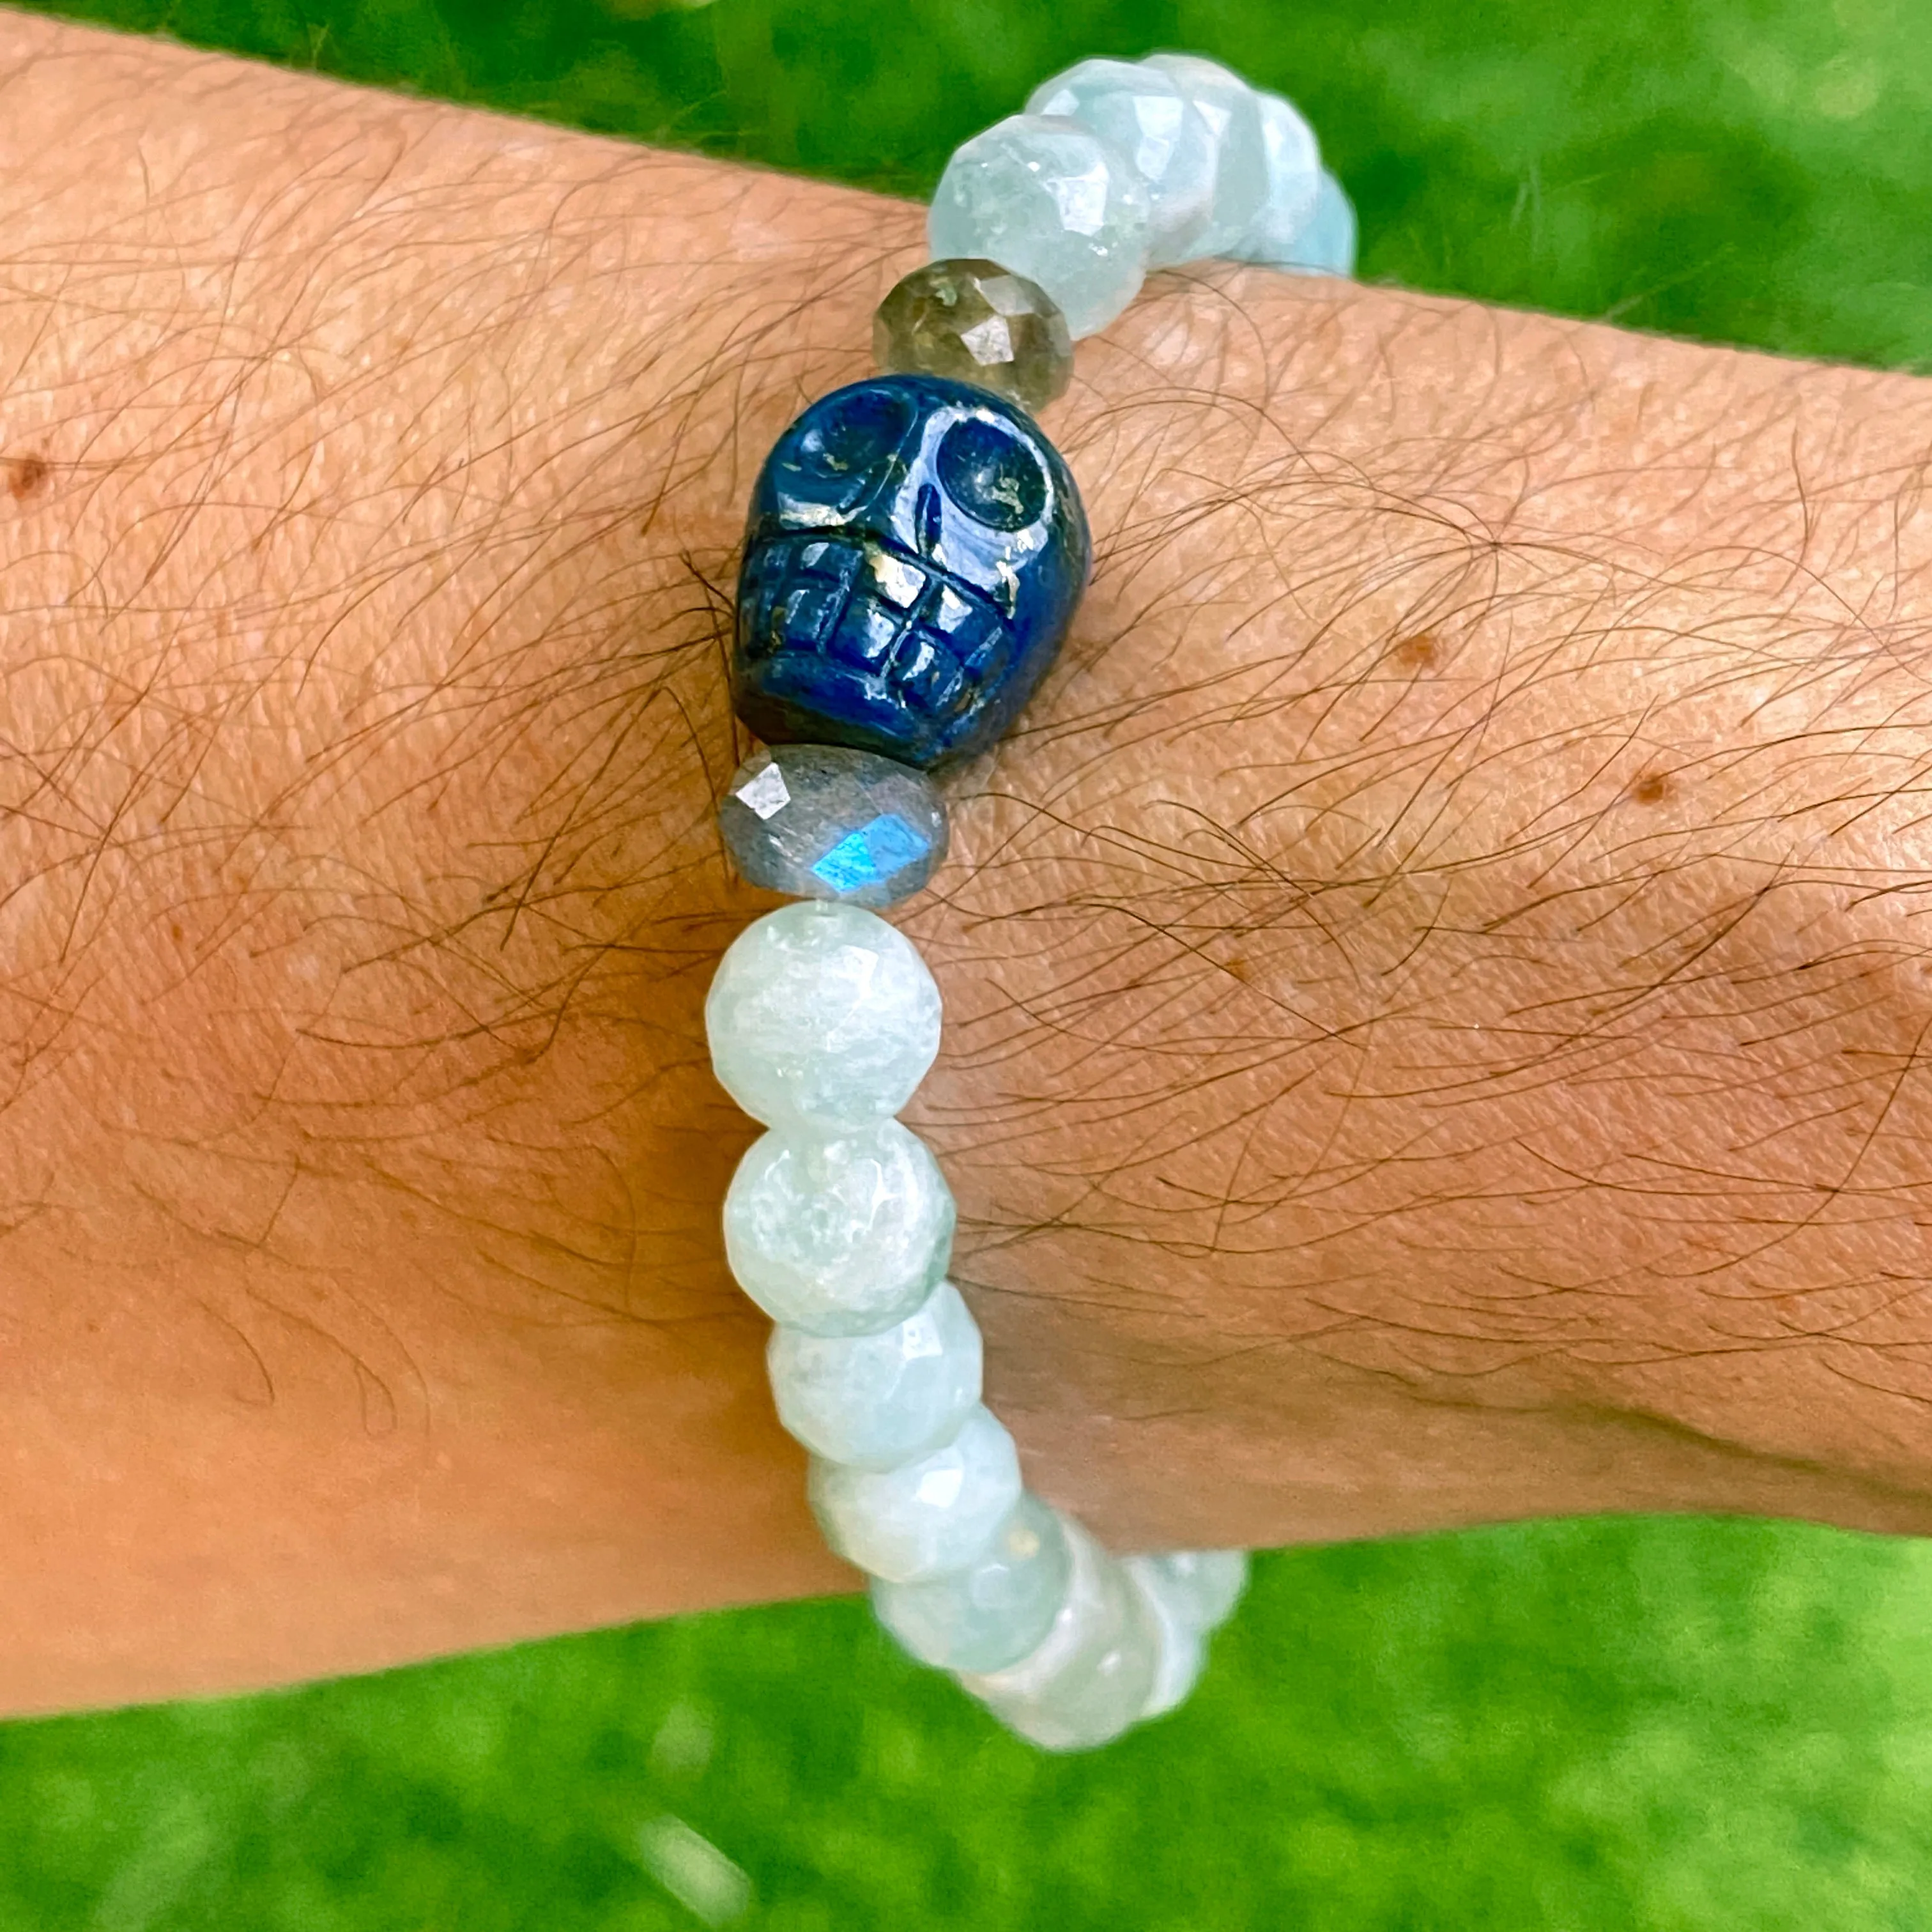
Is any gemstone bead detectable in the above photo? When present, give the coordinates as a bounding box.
[928,114,1151,338]
[1144,54,1268,259]
[734,375,1091,771]
[1231,92,1322,266]
[1122,1556,1210,1718]
[768,1279,983,1472]
[723,1121,954,1337]
[809,1404,1023,1583]
[718,744,948,909]
[1026,57,1217,270]
[1278,169,1356,277]
[961,1517,1161,1751]
[1131,1549,1250,1630]
[874,259,1073,415]
[871,1491,1073,1673]
[705,901,940,1132]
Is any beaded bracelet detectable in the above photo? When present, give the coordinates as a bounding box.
[703,54,1354,1751]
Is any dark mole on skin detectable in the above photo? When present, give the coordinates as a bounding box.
[1629,771,1673,806]
[1390,631,1439,671]
[6,456,49,502]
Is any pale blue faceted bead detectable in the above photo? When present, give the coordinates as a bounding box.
[1136,1548,1250,1630]
[1231,92,1322,266]
[1025,58,1216,270]
[809,1404,1023,1583]
[705,900,941,1132]
[723,1121,954,1337]
[1280,169,1356,277]
[929,113,1151,339]
[1144,53,1268,259]
[767,1279,982,1472]
[1122,1554,1209,1718]
[717,744,948,910]
[961,1516,1161,1751]
[870,1491,1072,1673]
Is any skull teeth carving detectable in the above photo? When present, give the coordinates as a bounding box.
[732,375,1091,772]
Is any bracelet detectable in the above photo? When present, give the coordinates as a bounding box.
[703,54,1353,1751]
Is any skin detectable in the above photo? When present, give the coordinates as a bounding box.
[4,12,1932,1714]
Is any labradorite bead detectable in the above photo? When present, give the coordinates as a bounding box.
[723,1121,955,1337]
[1025,57,1218,270]
[733,374,1090,771]
[960,1517,1161,1751]
[705,901,940,1131]
[808,1404,1023,1583]
[719,744,948,909]
[873,259,1073,415]
[928,114,1151,338]
[767,1279,983,1473]
[1144,54,1268,259]
[871,1491,1073,1673]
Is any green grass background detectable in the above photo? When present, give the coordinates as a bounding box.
[10,0,1932,1924]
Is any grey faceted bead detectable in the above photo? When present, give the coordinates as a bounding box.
[871,1491,1073,1673]
[719,744,948,909]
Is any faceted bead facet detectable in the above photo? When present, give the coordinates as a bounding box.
[1232,92,1322,266]
[705,901,940,1132]
[1144,54,1268,259]
[718,744,948,909]
[928,114,1151,338]
[961,1517,1161,1751]
[1133,1548,1250,1630]
[1279,169,1356,277]
[873,259,1073,415]
[1026,57,1217,270]
[1123,1555,1211,1718]
[768,1279,983,1472]
[871,1491,1073,1673]
[733,375,1091,771]
[809,1404,1023,1583]
[723,1121,954,1337]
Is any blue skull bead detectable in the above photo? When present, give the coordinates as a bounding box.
[732,374,1091,772]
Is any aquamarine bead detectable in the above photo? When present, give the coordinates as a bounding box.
[718,745,949,909]
[1232,92,1322,266]
[1123,1555,1209,1718]
[809,1404,1023,1583]
[1025,58,1216,270]
[929,114,1151,338]
[705,901,940,1132]
[960,1516,1161,1751]
[723,1121,954,1337]
[1280,169,1356,277]
[767,1279,982,1472]
[1135,1548,1250,1629]
[870,1491,1072,1672]
[1144,54,1268,260]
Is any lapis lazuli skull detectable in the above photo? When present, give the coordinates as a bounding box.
[732,374,1091,772]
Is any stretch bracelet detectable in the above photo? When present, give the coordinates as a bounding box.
[703,54,1354,1751]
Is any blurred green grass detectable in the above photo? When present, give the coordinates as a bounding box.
[12,0,1932,1924]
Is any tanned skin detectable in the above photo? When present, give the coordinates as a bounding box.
[4,13,1932,1713]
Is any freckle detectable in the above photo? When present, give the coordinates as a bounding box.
[1224,956,1253,983]
[1391,632,1438,671]
[6,455,49,502]
[1629,771,1673,806]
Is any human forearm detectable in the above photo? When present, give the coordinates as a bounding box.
[6,12,1932,1713]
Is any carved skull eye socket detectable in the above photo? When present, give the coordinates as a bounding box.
[792,387,916,481]
[935,417,1049,533]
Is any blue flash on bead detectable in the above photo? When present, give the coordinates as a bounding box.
[811,812,930,893]
[733,374,1091,772]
